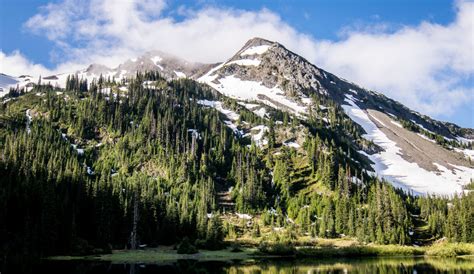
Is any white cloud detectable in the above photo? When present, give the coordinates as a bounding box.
[0,51,52,77]
[20,0,318,67]
[25,0,84,41]
[1,0,472,121]
[314,0,474,116]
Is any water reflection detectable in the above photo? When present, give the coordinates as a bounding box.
[4,257,474,274]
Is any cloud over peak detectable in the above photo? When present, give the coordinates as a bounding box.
[1,0,472,124]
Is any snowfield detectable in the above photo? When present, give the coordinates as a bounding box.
[199,74,308,115]
[342,95,473,196]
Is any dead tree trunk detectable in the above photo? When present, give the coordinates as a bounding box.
[130,189,139,250]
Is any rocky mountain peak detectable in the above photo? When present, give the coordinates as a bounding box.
[85,64,113,75]
[199,37,329,114]
[237,37,276,53]
[200,38,472,138]
[115,50,212,80]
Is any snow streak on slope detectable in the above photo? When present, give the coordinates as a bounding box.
[197,99,243,135]
[226,59,261,66]
[342,96,472,196]
[199,74,308,115]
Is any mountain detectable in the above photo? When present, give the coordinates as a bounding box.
[1,37,473,260]
[114,50,214,80]
[199,37,472,138]
[198,37,473,195]
[3,51,213,91]
[1,38,473,195]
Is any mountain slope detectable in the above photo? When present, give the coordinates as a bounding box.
[1,37,472,195]
[199,37,474,195]
[1,57,473,259]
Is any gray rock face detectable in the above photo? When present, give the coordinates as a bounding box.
[207,37,327,99]
[83,51,212,81]
[85,64,113,76]
[202,37,473,139]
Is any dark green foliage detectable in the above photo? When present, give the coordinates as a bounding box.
[0,76,231,258]
[418,193,474,243]
[0,72,471,262]
[177,237,198,254]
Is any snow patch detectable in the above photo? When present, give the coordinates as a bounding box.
[245,125,268,147]
[71,144,84,155]
[253,107,268,118]
[240,45,270,56]
[151,55,162,64]
[174,71,186,78]
[411,120,436,135]
[236,213,252,219]
[283,141,300,149]
[239,102,260,109]
[99,87,111,95]
[226,59,261,66]
[187,129,202,140]
[224,120,244,136]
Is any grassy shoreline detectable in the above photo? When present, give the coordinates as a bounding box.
[48,242,474,263]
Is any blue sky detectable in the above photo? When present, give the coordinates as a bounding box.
[0,0,457,67]
[0,0,472,127]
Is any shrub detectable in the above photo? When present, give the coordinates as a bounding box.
[425,243,474,257]
[177,237,198,254]
[258,240,296,256]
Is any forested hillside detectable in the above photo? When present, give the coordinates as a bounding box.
[1,72,472,260]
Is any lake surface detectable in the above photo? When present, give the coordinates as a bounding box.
[4,257,474,273]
